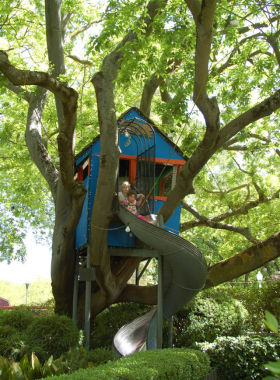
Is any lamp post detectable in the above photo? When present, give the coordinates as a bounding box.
[25,283,30,305]
[256,271,263,288]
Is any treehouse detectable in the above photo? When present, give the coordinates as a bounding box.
[75,107,187,250]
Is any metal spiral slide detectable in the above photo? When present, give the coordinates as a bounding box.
[113,205,208,357]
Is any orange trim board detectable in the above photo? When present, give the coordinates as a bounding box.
[120,155,186,166]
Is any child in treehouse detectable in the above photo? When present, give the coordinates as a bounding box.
[118,181,131,203]
[118,181,144,204]
[123,189,150,222]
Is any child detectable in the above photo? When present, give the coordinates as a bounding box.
[118,182,145,204]
[118,181,131,204]
[123,189,149,222]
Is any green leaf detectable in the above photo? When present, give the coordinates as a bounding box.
[264,360,280,375]
[264,311,279,334]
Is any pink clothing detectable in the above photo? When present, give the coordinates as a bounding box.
[136,214,150,223]
[123,199,137,214]
[123,200,150,223]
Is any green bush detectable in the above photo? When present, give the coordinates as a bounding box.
[65,347,117,373]
[196,335,280,380]
[90,303,150,349]
[0,332,29,361]
[170,287,249,347]
[0,325,17,338]
[45,348,211,380]
[0,308,34,330]
[26,314,80,362]
[227,281,280,332]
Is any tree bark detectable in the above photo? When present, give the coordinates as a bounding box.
[204,232,280,289]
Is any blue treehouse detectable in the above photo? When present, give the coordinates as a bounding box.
[75,107,187,251]
[73,108,207,355]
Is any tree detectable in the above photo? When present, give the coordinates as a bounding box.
[0,0,280,322]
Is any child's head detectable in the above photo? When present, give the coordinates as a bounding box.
[127,189,137,201]
[120,181,130,195]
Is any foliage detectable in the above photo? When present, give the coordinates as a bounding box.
[0,352,65,380]
[65,346,117,373]
[1,0,280,320]
[0,307,34,330]
[45,348,211,380]
[26,314,81,362]
[169,286,249,347]
[0,310,80,362]
[90,303,150,349]
[227,280,280,332]
[196,335,280,380]
[263,310,280,380]
[0,277,53,306]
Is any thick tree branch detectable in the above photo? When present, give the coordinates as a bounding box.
[25,86,59,201]
[204,232,280,289]
[140,57,182,117]
[159,88,280,223]
[217,89,280,149]
[0,51,74,103]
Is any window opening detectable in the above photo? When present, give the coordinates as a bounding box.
[75,156,90,182]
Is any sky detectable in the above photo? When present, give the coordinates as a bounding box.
[0,232,52,284]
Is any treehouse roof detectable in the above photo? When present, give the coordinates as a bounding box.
[75,107,187,164]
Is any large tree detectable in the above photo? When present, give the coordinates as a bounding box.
[0,0,280,321]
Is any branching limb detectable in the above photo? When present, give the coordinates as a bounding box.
[181,202,258,242]
[0,51,75,103]
[218,15,280,36]
[203,184,249,194]
[25,86,59,201]
[181,187,279,233]
[67,54,94,66]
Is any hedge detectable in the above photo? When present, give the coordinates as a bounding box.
[170,286,249,347]
[196,334,280,380]
[45,348,211,380]
[0,309,80,362]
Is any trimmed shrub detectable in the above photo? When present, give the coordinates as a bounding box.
[196,335,280,380]
[26,314,80,362]
[90,303,150,349]
[65,347,117,373]
[0,308,34,330]
[45,348,211,380]
[170,286,249,347]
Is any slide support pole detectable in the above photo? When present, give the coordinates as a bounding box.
[72,253,79,323]
[85,246,91,349]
